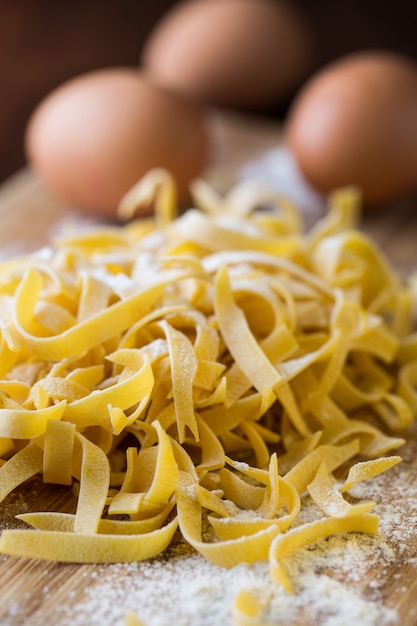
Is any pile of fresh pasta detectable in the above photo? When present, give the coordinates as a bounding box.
[0,170,416,597]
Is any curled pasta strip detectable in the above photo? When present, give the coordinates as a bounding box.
[0,517,179,563]
[0,170,415,598]
[269,513,379,593]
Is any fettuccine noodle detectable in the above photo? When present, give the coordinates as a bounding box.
[0,170,415,605]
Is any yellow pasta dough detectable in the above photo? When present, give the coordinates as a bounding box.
[0,170,416,599]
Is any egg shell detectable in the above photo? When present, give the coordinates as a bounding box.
[285,51,417,206]
[142,0,315,110]
[25,68,208,216]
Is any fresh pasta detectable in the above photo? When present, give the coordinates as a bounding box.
[0,169,415,597]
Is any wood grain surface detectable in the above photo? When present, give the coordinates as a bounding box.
[1,111,417,626]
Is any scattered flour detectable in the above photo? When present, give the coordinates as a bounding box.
[2,439,417,626]
[23,468,415,626]
[59,437,417,625]
[28,557,356,626]
[43,525,399,626]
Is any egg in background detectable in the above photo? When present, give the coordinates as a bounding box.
[285,51,417,207]
[25,68,208,216]
[142,0,316,110]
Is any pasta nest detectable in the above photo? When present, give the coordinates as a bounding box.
[0,170,416,598]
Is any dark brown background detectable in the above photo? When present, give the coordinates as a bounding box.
[0,0,416,184]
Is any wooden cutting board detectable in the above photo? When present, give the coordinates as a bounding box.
[1,111,417,626]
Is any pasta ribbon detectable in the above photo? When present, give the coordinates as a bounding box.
[214,265,282,394]
[232,588,270,626]
[307,462,375,518]
[43,419,76,485]
[269,514,379,593]
[0,400,66,439]
[0,517,179,563]
[124,611,146,626]
[0,442,43,502]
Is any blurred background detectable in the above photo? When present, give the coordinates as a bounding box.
[0,0,416,184]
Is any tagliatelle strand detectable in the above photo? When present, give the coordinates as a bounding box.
[232,588,271,626]
[0,517,179,563]
[0,442,43,501]
[124,610,146,626]
[17,501,174,534]
[307,462,376,518]
[214,265,282,394]
[340,456,402,493]
[73,432,110,534]
[43,419,76,485]
[269,513,379,593]
[159,320,199,442]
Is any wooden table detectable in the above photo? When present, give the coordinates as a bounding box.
[1,111,417,626]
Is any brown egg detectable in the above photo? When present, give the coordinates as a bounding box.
[25,68,208,216]
[142,0,315,110]
[285,51,417,206]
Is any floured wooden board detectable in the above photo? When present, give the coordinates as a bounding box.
[1,111,417,626]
